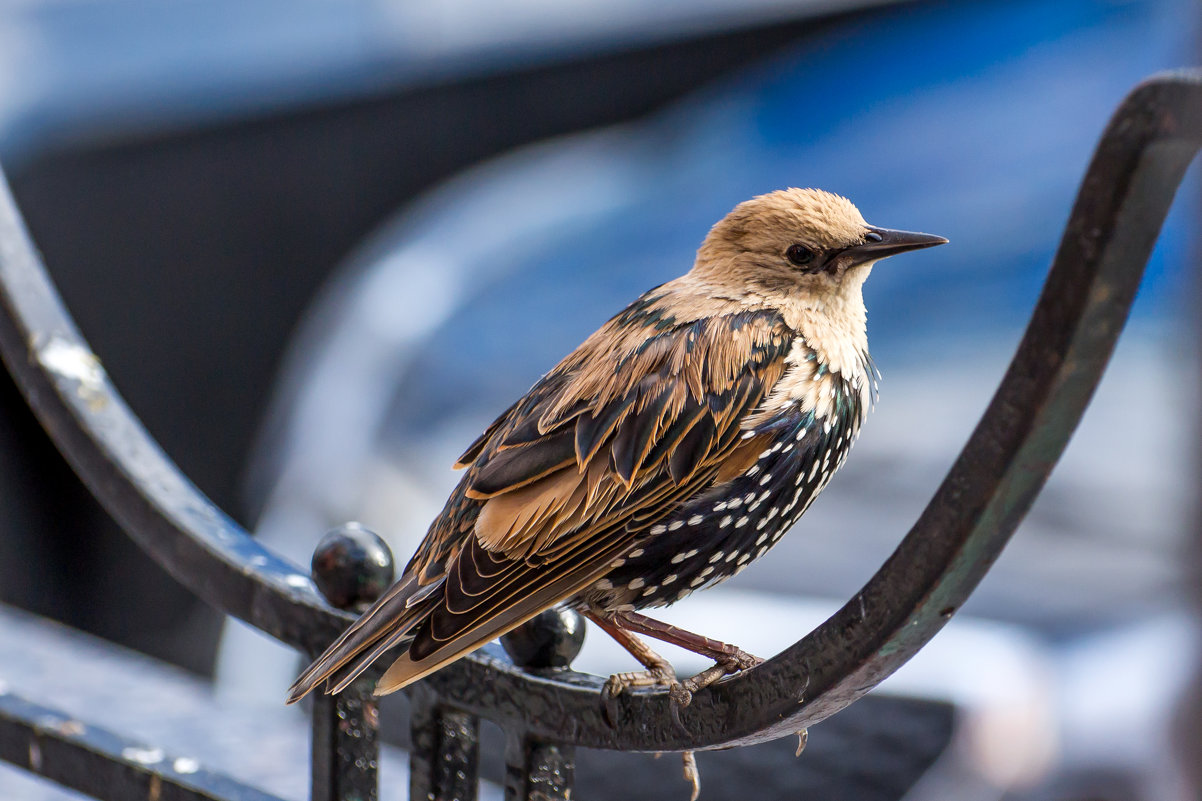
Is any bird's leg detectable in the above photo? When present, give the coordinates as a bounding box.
[582,609,687,714]
[613,610,763,701]
[584,609,703,800]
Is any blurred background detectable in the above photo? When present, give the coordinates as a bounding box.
[0,0,1199,799]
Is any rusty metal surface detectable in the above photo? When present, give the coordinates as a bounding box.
[0,69,1198,784]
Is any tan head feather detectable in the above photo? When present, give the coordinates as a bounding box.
[704,188,869,254]
[687,188,876,373]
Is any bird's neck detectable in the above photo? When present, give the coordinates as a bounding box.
[770,265,872,382]
[754,268,874,429]
[656,272,875,430]
[785,289,869,381]
[663,270,872,381]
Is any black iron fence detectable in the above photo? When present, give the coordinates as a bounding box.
[0,69,1200,801]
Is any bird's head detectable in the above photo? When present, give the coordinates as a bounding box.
[692,188,946,313]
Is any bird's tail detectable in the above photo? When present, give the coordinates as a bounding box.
[286,574,442,704]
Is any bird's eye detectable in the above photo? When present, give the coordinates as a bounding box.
[785,244,815,267]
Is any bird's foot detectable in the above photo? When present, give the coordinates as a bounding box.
[603,663,679,696]
[663,649,762,734]
[795,728,808,757]
[587,608,760,731]
[601,664,685,726]
[679,648,763,697]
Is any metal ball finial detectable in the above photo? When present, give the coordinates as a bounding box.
[502,606,586,670]
[311,523,395,612]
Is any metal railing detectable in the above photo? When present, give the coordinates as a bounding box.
[0,69,1200,801]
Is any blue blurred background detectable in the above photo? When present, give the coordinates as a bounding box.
[0,1,1199,799]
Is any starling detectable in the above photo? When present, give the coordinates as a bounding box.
[288,188,944,794]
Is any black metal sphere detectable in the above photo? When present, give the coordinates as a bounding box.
[501,606,586,670]
[311,523,395,611]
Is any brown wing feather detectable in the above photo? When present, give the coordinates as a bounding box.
[376,538,630,691]
[287,297,792,702]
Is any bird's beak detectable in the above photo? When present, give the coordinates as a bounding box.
[843,227,948,267]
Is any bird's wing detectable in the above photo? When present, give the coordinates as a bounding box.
[287,300,792,701]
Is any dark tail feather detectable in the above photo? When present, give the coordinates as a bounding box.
[325,625,417,695]
[286,574,440,703]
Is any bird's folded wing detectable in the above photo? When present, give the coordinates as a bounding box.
[289,301,793,700]
[372,305,793,693]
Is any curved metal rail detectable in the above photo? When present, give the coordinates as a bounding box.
[0,71,1199,768]
[399,69,1202,751]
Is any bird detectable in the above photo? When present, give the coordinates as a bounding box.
[287,188,944,795]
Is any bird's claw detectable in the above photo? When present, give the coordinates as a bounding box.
[668,688,690,734]
[601,686,620,728]
[668,650,762,734]
[668,682,693,707]
[795,729,808,757]
[679,649,763,696]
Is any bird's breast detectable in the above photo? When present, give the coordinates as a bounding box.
[579,359,870,613]
[749,337,874,429]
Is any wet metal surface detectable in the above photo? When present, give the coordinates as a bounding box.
[408,686,481,801]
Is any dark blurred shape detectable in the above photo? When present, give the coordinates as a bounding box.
[0,371,223,674]
[501,607,587,671]
[311,523,395,613]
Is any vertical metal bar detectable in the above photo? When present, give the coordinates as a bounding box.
[409,686,480,801]
[504,733,574,801]
[495,607,580,801]
[311,687,379,801]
